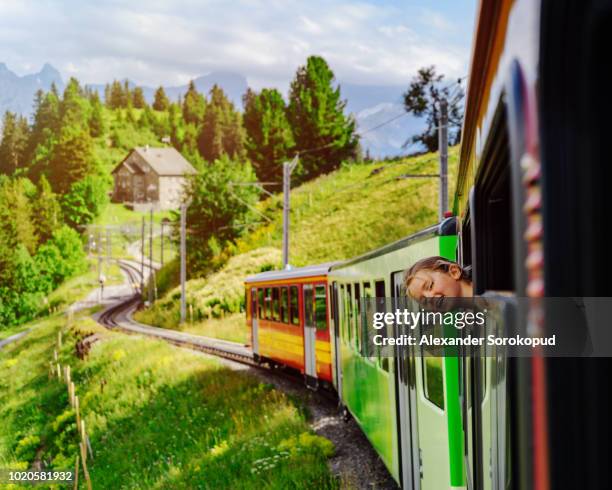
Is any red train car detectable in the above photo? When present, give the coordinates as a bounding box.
[245,263,336,387]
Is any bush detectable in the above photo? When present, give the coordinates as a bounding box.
[61,175,109,228]
[35,225,87,291]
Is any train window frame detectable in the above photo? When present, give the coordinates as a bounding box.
[290,285,299,326]
[339,284,346,341]
[280,286,289,324]
[314,284,327,330]
[258,288,264,320]
[272,287,280,321]
[304,285,314,327]
[265,287,272,320]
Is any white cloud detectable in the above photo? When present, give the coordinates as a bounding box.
[0,0,473,90]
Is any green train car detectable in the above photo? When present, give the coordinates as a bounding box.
[328,218,465,490]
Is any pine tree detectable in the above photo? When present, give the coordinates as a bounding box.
[0,112,29,175]
[287,56,358,183]
[132,86,147,108]
[182,81,206,125]
[153,86,170,111]
[48,128,97,194]
[243,88,294,183]
[197,85,245,162]
[109,80,126,109]
[32,175,61,243]
[60,78,87,129]
[88,95,105,137]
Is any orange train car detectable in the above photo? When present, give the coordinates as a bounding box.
[245,263,337,387]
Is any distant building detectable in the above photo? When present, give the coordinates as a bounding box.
[111,146,197,210]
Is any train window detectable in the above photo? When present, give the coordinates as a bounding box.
[422,324,445,409]
[258,288,264,319]
[340,284,346,338]
[290,286,299,325]
[471,103,514,293]
[353,284,361,354]
[280,287,289,323]
[362,281,372,358]
[304,286,314,326]
[346,284,353,345]
[374,280,389,371]
[315,285,327,330]
[265,287,272,320]
[272,287,280,321]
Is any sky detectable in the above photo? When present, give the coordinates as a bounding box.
[0,0,477,91]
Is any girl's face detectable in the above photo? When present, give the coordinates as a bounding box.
[407,266,465,303]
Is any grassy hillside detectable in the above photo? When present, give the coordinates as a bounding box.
[0,307,336,488]
[135,149,458,339]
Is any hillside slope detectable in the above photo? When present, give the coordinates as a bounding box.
[135,148,458,338]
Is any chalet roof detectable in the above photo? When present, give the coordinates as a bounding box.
[112,147,197,176]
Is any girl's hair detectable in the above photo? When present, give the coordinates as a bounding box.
[403,256,472,296]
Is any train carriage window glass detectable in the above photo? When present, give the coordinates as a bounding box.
[422,324,445,409]
[265,288,272,320]
[304,286,314,326]
[290,286,299,325]
[339,285,346,338]
[374,280,389,371]
[353,283,362,355]
[346,284,353,345]
[272,287,280,321]
[258,288,264,320]
[315,285,327,330]
[281,287,289,324]
[362,281,372,358]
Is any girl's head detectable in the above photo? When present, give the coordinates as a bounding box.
[404,256,472,302]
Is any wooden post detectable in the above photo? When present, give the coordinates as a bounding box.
[189,304,193,324]
[56,363,61,379]
[57,331,62,348]
[70,382,76,408]
[54,349,58,362]
[75,396,81,430]
[86,435,94,461]
[73,455,79,490]
[80,442,92,490]
[80,420,86,445]
[66,365,71,386]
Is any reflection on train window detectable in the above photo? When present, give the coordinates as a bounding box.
[290,286,299,325]
[315,285,327,330]
[258,288,264,319]
[281,287,288,324]
[354,283,361,352]
[304,286,314,326]
[272,287,280,321]
[265,287,272,320]
[340,285,346,338]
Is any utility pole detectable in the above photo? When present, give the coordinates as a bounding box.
[140,216,145,294]
[97,230,102,303]
[282,155,299,269]
[106,226,111,264]
[180,200,191,323]
[438,98,449,221]
[149,209,154,304]
[160,221,164,267]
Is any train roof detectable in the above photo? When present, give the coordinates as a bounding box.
[244,261,341,284]
[330,217,457,271]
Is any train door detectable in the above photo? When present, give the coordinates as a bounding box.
[392,272,420,490]
[303,284,317,387]
[251,287,259,357]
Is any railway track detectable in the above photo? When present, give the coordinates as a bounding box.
[97,259,338,401]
